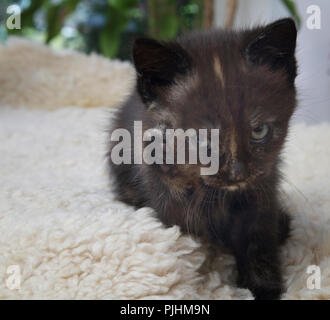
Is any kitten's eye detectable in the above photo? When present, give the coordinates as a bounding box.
[251,124,270,142]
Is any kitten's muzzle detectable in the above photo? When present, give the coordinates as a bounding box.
[228,161,248,183]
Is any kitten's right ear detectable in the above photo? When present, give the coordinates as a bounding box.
[132,38,192,104]
[245,18,297,83]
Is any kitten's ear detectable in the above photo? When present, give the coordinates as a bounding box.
[133,38,192,104]
[245,18,297,83]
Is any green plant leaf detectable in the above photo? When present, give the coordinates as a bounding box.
[46,5,61,43]
[99,5,132,58]
[147,0,179,40]
[46,0,80,43]
[108,0,139,10]
[99,29,121,58]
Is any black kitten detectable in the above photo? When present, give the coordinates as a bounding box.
[108,18,297,300]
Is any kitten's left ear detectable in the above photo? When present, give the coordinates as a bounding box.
[246,18,297,83]
[133,38,192,104]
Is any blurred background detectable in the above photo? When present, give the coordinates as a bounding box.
[0,0,303,60]
[0,0,329,124]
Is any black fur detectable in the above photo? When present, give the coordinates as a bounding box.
[108,18,298,300]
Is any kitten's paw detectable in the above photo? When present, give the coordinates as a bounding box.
[237,277,283,300]
[252,286,283,300]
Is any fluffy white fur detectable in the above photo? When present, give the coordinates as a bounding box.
[0,38,329,300]
[0,38,135,109]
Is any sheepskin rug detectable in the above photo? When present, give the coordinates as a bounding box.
[0,38,330,300]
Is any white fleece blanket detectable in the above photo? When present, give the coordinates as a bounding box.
[0,38,330,300]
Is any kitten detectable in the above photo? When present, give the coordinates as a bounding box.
[108,18,297,300]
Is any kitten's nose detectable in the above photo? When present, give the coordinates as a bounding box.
[229,161,247,182]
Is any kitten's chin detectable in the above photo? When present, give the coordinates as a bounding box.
[202,179,249,192]
[202,169,267,191]
[221,182,248,192]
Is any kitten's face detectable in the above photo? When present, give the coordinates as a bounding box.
[133,19,297,191]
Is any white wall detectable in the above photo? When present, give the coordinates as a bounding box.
[214,0,287,28]
[214,0,330,124]
[294,0,330,125]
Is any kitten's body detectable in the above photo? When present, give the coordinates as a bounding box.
[108,19,297,300]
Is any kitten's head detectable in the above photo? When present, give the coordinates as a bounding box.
[133,18,297,191]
